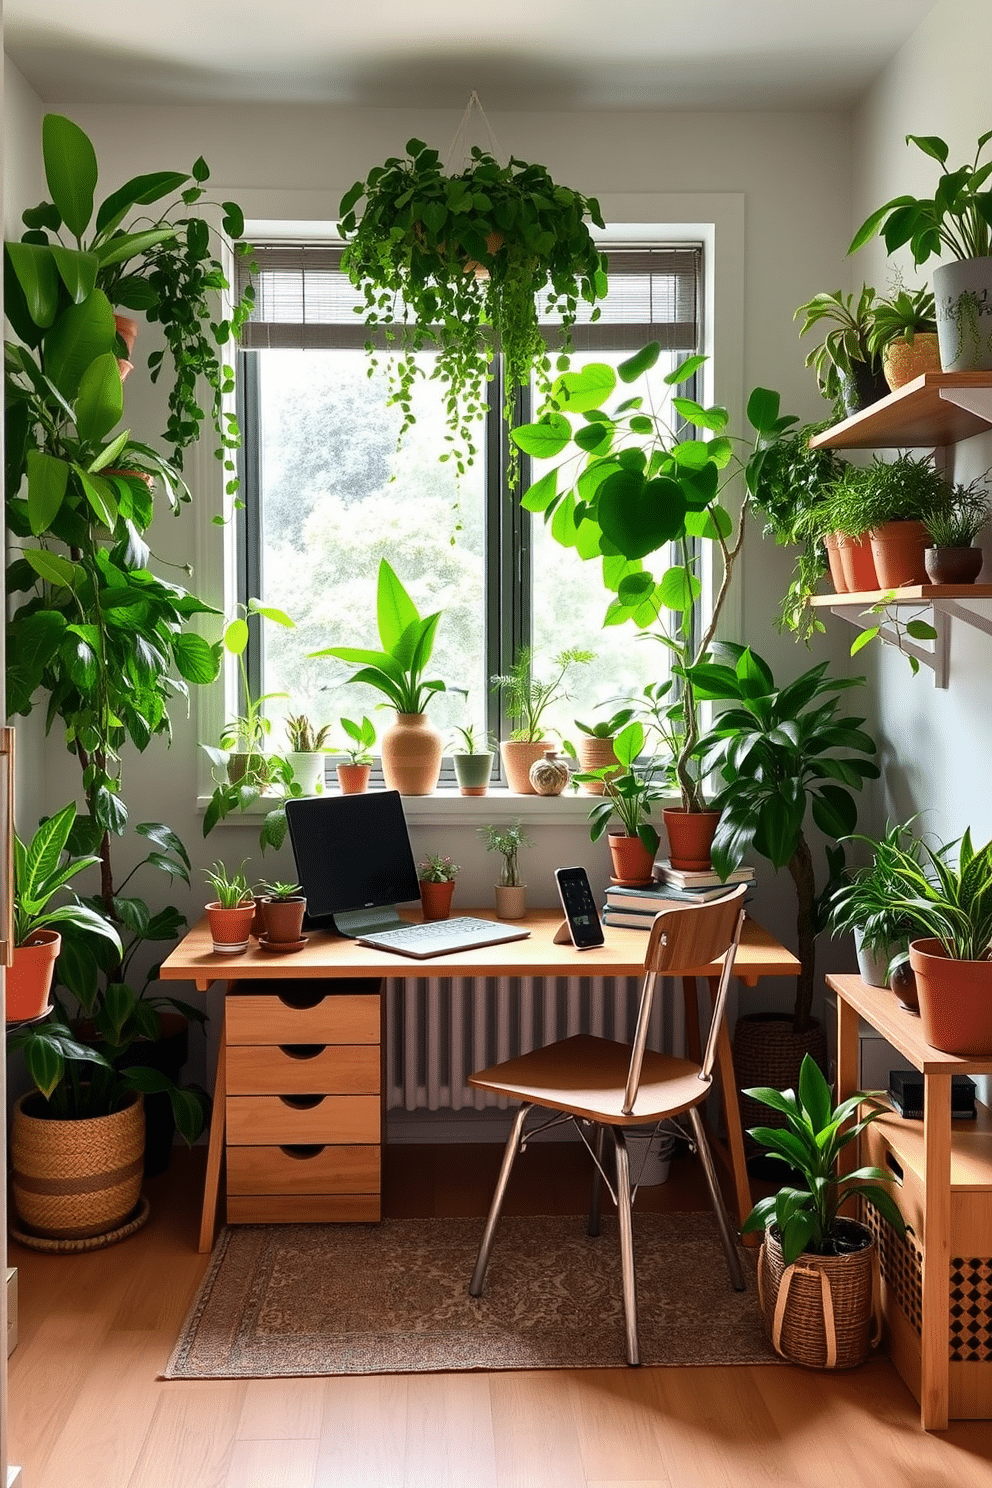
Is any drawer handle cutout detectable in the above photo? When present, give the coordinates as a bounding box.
[277,987,327,1010]
[885,1152,904,1183]
[278,1094,325,1111]
[279,1144,326,1160]
[280,1043,324,1060]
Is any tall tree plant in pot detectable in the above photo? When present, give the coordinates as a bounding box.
[511,342,795,871]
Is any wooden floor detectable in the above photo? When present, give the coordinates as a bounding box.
[7,1143,992,1488]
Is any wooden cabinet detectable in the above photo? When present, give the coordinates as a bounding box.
[223,978,384,1225]
[830,973,992,1429]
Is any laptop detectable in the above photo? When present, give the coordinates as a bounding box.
[284,792,531,959]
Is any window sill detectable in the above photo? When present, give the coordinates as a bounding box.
[196,788,602,829]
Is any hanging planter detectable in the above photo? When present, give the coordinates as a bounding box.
[337,104,608,480]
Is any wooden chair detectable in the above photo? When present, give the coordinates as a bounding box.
[467,885,748,1365]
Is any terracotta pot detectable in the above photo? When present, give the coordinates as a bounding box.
[114,314,139,357]
[261,897,307,943]
[577,736,621,794]
[924,546,984,585]
[452,752,493,795]
[286,751,325,795]
[500,740,552,795]
[882,333,942,390]
[663,807,721,873]
[933,257,992,371]
[909,938,992,1055]
[758,1219,877,1369]
[494,884,527,920]
[823,534,849,593]
[205,900,256,954]
[608,831,656,886]
[836,532,879,593]
[336,762,371,794]
[529,749,570,796]
[250,895,266,938]
[869,520,930,590]
[7,929,61,1023]
[420,879,455,921]
[11,1089,145,1240]
[381,712,442,795]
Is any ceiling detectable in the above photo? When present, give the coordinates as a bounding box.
[5,0,937,110]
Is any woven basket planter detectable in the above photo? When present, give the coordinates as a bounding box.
[757,1220,878,1369]
[11,1090,145,1241]
[733,1013,828,1156]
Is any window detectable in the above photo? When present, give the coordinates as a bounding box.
[235,243,701,768]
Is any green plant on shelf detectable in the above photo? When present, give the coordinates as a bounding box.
[479,820,532,888]
[491,646,593,742]
[336,716,377,766]
[573,721,664,855]
[204,861,252,908]
[255,879,303,902]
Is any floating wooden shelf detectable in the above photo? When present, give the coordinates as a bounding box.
[809,372,992,449]
[809,587,992,687]
[809,584,992,607]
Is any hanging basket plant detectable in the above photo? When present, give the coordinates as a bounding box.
[337,138,608,478]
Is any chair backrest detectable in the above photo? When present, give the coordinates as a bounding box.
[622,885,748,1115]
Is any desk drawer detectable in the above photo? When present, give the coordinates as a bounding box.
[227,991,380,1046]
[227,1044,379,1095]
[227,1143,380,1196]
[227,1194,381,1223]
[226,1094,380,1145]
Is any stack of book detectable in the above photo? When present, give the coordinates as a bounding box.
[603,861,755,930]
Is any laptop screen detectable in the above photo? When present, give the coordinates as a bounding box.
[284,791,420,920]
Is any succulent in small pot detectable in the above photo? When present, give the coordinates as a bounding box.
[923,483,991,585]
[417,854,460,922]
[334,715,376,795]
[867,285,940,390]
[256,879,306,944]
[204,861,254,954]
[479,821,532,919]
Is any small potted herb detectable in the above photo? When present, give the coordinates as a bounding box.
[450,724,495,796]
[924,483,991,584]
[204,861,254,954]
[335,716,377,795]
[573,706,635,794]
[417,854,460,922]
[255,879,307,947]
[479,821,532,920]
[491,647,593,794]
[285,714,332,796]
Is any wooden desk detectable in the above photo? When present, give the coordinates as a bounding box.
[830,973,992,1431]
[162,910,799,1252]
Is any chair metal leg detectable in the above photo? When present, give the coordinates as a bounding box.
[688,1104,745,1291]
[587,1123,605,1237]
[469,1103,531,1297]
[612,1128,640,1366]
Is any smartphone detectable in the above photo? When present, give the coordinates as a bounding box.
[555,866,606,949]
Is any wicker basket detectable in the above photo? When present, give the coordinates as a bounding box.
[11,1091,145,1240]
[758,1221,878,1369]
[733,1014,828,1155]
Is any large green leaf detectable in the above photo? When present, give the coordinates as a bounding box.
[554,361,616,412]
[26,450,69,536]
[510,412,572,459]
[22,549,77,589]
[376,559,421,654]
[50,245,98,303]
[74,351,123,443]
[173,633,221,684]
[43,113,98,238]
[43,289,116,399]
[5,242,60,328]
[597,471,686,560]
[95,169,189,235]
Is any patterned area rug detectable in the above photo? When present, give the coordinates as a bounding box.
[165,1213,777,1377]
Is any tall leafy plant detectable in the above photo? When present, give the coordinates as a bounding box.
[849,131,992,265]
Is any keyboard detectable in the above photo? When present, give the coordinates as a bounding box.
[356,916,531,959]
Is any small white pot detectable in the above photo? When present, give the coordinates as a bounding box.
[287,752,326,795]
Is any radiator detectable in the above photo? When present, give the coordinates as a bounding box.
[385,975,685,1112]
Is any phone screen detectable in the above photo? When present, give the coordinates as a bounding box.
[556,867,605,948]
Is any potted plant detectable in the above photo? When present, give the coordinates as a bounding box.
[574,722,664,885]
[450,724,494,796]
[204,861,255,954]
[312,559,447,795]
[284,713,331,795]
[490,646,593,793]
[479,821,532,920]
[335,716,376,794]
[8,804,123,1023]
[810,453,956,591]
[827,820,927,996]
[793,285,888,415]
[867,284,940,390]
[849,130,992,371]
[573,706,635,794]
[741,1054,905,1370]
[417,854,460,922]
[512,343,794,870]
[338,136,608,476]
[255,879,307,947]
[923,484,991,585]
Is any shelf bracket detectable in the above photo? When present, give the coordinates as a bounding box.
[938,387,992,425]
[829,603,950,687]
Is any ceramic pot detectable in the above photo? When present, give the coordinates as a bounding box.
[420,879,456,921]
[577,736,621,794]
[882,332,942,390]
[336,762,371,794]
[11,1089,145,1240]
[6,930,61,1023]
[205,900,256,954]
[924,546,984,585]
[529,749,570,797]
[909,937,992,1055]
[840,361,889,415]
[889,960,919,1014]
[869,520,930,589]
[494,884,527,920]
[500,740,552,795]
[933,257,992,371]
[853,929,892,990]
[608,831,656,886]
[452,752,493,796]
[758,1219,877,1369]
[836,532,879,593]
[381,712,442,795]
[286,751,325,795]
[262,897,307,943]
[823,534,849,593]
[663,807,721,873]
